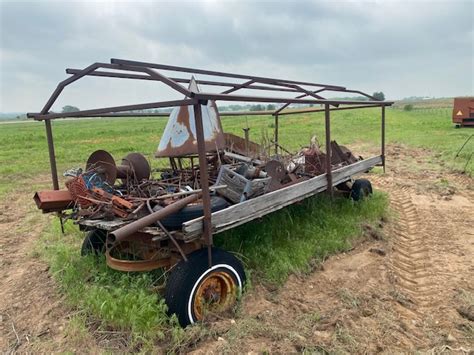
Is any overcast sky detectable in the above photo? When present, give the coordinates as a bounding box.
[0,0,473,112]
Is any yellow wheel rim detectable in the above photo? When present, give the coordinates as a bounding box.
[193,271,237,320]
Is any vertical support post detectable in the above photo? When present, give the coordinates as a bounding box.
[325,104,333,198]
[274,114,279,155]
[193,102,213,267]
[45,119,59,190]
[381,105,386,173]
[243,127,250,156]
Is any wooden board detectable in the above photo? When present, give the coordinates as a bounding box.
[78,218,169,237]
[182,156,382,240]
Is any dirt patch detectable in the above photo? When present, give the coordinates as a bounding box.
[1,145,473,353]
[0,176,75,352]
[190,144,474,353]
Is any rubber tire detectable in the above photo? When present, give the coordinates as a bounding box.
[160,196,229,230]
[350,178,373,201]
[165,247,246,327]
[81,229,107,256]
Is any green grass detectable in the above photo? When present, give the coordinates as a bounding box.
[3,106,470,349]
[36,220,171,346]
[35,192,387,349]
[0,107,472,198]
[216,192,388,284]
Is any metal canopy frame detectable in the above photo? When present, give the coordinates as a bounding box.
[28,58,392,267]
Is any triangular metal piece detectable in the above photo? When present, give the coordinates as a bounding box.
[156,77,225,157]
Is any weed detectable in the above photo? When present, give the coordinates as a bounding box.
[334,324,356,347]
[337,288,360,309]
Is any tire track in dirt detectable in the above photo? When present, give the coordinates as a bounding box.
[368,175,440,314]
[389,188,435,308]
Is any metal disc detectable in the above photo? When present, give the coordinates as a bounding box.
[86,150,117,185]
[120,153,151,182]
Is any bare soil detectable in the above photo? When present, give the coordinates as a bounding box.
[1,145,473,353]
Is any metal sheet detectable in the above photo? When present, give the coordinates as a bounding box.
[156,78,225,157]
[33,190,74,212]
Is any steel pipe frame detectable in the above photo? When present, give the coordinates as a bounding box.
[66,68,301,93]
[193,102,213,267]
[273,88,327,115]
[192,92,389,106]
[382,105,386,173]
[62,62,388,116]
[275,104,385,116]
[272,89,377,117]
[44,120,59,190]
[66,65,373,106]
[29,58,392,268]
[37,62,104,190]
[325,104,333,198]
[274,114,279,155]
[110,58,346,90]
[73,105,383,118]
[29,99,195,120]
[96,60,378,110]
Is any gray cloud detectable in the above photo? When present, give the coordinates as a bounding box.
[0,0,472,112]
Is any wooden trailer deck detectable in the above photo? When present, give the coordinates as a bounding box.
[182,155,382,241]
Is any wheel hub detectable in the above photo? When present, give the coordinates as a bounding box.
[193,271,237,320]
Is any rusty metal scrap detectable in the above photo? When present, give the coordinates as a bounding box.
[36,135,362,223]
[33,190,74,212]
[156,78,225,157]
[33,125,365,273]
[109,193,202,243]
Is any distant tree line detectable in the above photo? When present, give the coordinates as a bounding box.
[62,105,80,113]
[372,92,385,101]
[57,92,388,117]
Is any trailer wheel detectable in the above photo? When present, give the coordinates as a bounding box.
[350,179,373,201]
[165,247,246,327]
[81,229,107,256]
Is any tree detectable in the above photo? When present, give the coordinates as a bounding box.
[372,92,385,101]
[249,104,264,111]
[62,105,80,113]
[266,104,276,111]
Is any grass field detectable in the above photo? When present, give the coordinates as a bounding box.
[1,106,473,350]
[36,192,387,349]
[1,106,472,197]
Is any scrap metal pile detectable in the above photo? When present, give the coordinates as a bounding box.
[34,86,361,230]
[34,132,360,225]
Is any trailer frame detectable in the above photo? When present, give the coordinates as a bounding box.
[29,59,392,325]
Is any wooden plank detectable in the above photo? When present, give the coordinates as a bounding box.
[183,156,381,239]
[78,219,171,237]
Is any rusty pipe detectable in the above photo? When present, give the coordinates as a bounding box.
[109,193,201,243]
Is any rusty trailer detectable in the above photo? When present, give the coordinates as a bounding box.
[29,59,393,326]
[453,97,474,128]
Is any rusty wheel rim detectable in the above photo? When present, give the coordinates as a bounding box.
[193,271,237,320]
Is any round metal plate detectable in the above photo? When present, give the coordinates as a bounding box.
[86,150,117,185]
[120,152,151,182]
